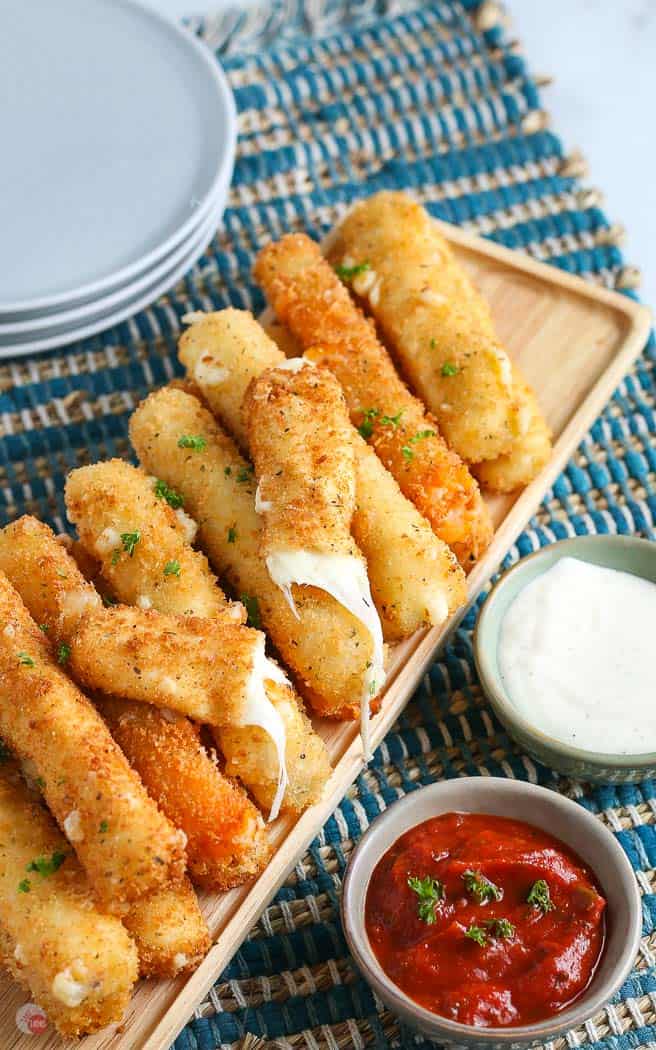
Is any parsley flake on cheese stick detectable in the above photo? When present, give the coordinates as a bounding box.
[254,233,493,568]
[69,605,291,819]
[245,359,385,758]
[473,365,552,492]
[328,191,520,463]
[0,758,138,1036]
[130,385,372,720]
[65,460,236,620]
[178,309,465,639]
[0,572,186,909]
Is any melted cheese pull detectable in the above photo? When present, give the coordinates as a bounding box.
[266,551,385,759]
[242,636,289,821]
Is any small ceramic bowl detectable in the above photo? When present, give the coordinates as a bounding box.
[341,777,641,1050]
[474,535,656,783]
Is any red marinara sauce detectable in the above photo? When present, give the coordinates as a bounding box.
[365,812,606,1028]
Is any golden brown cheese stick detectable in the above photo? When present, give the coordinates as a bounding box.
[65,471,328,818]
[473,366,552,492]
[71,605,279,728]
[65,459,238,620]
[130,385,372,720]
[179,309,466,638]
[0,758,137,1036]
[254,233,493,567]
[100,699,270,890]
[0,573,185,909]
[245,360,385,756]
[121,878,210,978]
[1,518,266,895]
[327,191,519,463]
[0,517,101,647]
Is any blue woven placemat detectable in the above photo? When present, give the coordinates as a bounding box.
[2,2,655,1048]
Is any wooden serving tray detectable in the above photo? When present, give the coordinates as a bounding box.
[1,224,650,1050]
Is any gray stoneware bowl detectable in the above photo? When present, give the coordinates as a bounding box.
[341,777,641,1049]
[473,536,656,782]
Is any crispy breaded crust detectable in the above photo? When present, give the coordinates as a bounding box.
[254,234,492,567]
[130,386,368,720]
[0,517,101,646]
[473,366,552,492]
[179,310,465,637]
[70,605,262,726]
[101,699,270,888]
[328,192,518,463]
[246,362,359,558]
[120,877,210,978]
[65,459,233,619]
[0,573,186,908]
[0,760,138,1036]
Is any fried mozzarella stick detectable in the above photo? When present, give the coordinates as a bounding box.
[121,877,210,978]
[130,386,372,720]
[254,234,493,567]
[0,516,268,886]
[100,699,270,890]
[327,191,518,463]
[65,465,328,817]
[65,459,235,620]
[179,309,465,639]
[473,366,552,492]
[0,759,137,1035]
[0,574,185,908]
[245,359,385,756]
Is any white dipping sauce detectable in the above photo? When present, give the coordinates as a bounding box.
[498,556,656,755]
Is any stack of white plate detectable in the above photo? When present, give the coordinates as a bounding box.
[0,0,236,358]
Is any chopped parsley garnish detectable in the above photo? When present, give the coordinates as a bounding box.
[236,465,254,484]
[401,445,414,461]
[465,924,487,946]
[335,260,371,281]
[227,527,237,544]
[441,361,459,377]
[462,869,502,905]
[18,652,34,667]
[39,623,49,634]
[484,917,515,939]
[403,429,436,457]
[430,338,437,349]
[17,878,30,893]
[177,434,207,451]
[102,593,117,607]
[164,560,181,577]
[154,479,184,509]
[357,408,380,439]
[112,531,141,564]
[35,776,45,790]
[57,644,70,666]
[240,594,261,630]
[26,852,66,878]
[224,466,232,477]
[407,875,444,924]
[527,879,555,913]
[99,820,109,834]
[380,410,404,428]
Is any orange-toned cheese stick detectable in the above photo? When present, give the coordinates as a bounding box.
[100,699,270,891]
[0,573,186,909]
[254,233,492,567]
[0,759,138,1036]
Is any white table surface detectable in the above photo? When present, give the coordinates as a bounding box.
[147,0,656,305]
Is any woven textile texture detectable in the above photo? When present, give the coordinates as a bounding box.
[2,2,655,1048]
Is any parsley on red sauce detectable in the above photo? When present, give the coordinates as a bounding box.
[365,812,606,1028]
